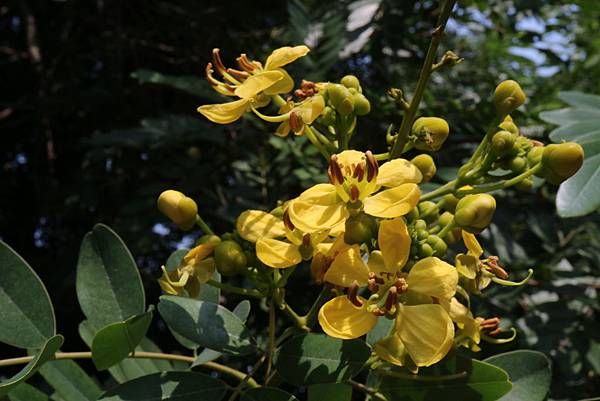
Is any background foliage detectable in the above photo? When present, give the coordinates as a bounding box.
[1,0,599,399]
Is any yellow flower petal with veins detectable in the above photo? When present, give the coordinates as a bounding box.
[377,159,423,187]
[406,257,458,300]
[363,183,420,218]
[237,210,286,243]
[462,231,483,257]
[367,250,386,274]
[288,183,347,233]
[323,245,369,287]
[396,304,454,367]
[378,218,410,273]
[264,45,310,70]
[234,70,284,99]
[256,238,302,269]
[318,295,377,339]
[193,257,216,283]
[297,95,325,124]
[263,68,294,95]
[455,253,478,279]
[197,98,250,124]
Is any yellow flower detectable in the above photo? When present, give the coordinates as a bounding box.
[288,150,422,233]
[274,95,325,137]
[318,218,457,368]
[456,231,506,293]
[197,46,310,124]
[446,297,481,352]
[158,243,216,298]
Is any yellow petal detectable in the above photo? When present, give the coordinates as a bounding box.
[462,231,483,257]
[378,217,410,273]
[298,183,340,203]
[236,210,286,243]
[407,257,458,300]
[367,250,386,274]
[396,304,454,367]
[234,70,284,99]
[197,98,250,124]
[374,335,407,367]
[275,121,291,137]
[363,184,420,218]
[264,45,310,70]
[323,245,369,287]
[297,95,326,124]
[184,243,217,265]
[256,238,302,269]
[263,68,294,95]
[193,257,216,283]
[335,150,366,172]
[318,295,377,339]
[455,253,478,279]
[377,159,423,187]
[288,184,348,233]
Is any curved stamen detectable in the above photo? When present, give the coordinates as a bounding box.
[365,150,379,182]
[350,185,360,202]
[347,280,363,307]
[283,210,295,231]
[384,286,398,312]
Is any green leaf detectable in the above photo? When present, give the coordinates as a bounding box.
[79,320,170,384]
[307,383,352,401]
[38,359,102,401]
[92,309,153,370]
[539,91,600,217]
[158,296,256,356]
[0,241,56,348]
[241,387,299,401]
[0,335,64,397]
[7,383,49,401]
[378,354,512,401]
[98,372,227,401]
[485,350,552,401]
[274,333,371,386]
[76,224,145,328]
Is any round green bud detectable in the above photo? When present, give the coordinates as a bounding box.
[341,75,361,91]
[414,219,427,231]
[439,193,459,213]
[454,194,496,234]
[438,211,454,227]
[337,97,355,116]
[418,243,435,258]
[528,146,544,166]
[353,93,371,116]
[418,201,439,222]
[416,229,429,240]
[344,213,378,245]
[411,154,436,183]
[214,240,247,276]
[491,130,516,157]
[412,117,450,151]
[426,235,448,257]
[157,190,198,231]
[509,157,528,173]
[541,142,584,185]
[196,234,221,246]
[494,80,526,116]
[327,84,352,110]
[515,177,533,191]
[318,106,336,126]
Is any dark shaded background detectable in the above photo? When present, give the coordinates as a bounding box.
[1,0,600,398]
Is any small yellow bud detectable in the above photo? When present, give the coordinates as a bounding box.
[410,154,436,183]
[494,80,526,115]
[340,75,361,91]
[454,194,496,234]
[214,240,247,276]
[498,115,519,135]
[490,130,516,156]
[527,146,544,166]
[412,117,450,151]
[426,235,448,257]
[352,93,371,116]
[327,84,353,116]
[541,142,584,185]
[196,234,221,246]
[157,190,198,231]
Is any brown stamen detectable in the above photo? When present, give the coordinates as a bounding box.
[394,278,408,293]
[486,256,509,279]
[365,151,379,182]
[289,112,303,133]
[372,308,386,316]
[479,317,501,336]
[283,210,295,231]
[302,233,311,247]
[353,162,366,181]
[226,68,249,80]
[329,156,344,185]
[212,49,227,76]
[350,185,360,202]
[384,286,398,311]
[347,280,363,307]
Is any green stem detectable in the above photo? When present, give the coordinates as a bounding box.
[277,300,307,330]
[272,94,287,107]
[304,125,331,160]
[265,302,276,381]
[375,368,467,381]
[227,356,266,401]
[303,287,331,329]
[349,380,389,401]
[437,221,456,238]
[206,279,265,298]
[389,0,456,159]
[420,180,455,202]
[0,351,259,388]
[195,215,214,235]
[457,164,541,196]
[373,152,390,161]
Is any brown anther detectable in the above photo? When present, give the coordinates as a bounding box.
[394,278,408,293]
[353,162,366,181]
[283,210,295,231]
[368,272,376,279]
[367,278,379,293]
[350,185,360,202]
[479,317,501,336]
[301,80,316,90]
[205,63,236,92]
[302,233,311,247]
[236,54,256,72]
[530,140,544,147]
[365,151,379,182]
[289,112,304,133]
[374,276,385,285]
[226,68,249,80]
[311,253,332,284]
[212,48,227,75]
[328,156,344,185]
[384,286,398,311]
[347,281,364,307]
[485,256,509,279]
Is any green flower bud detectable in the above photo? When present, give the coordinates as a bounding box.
[438,211,454,227]
[416,229,429,240]
[509,157,527,173]
[494,80,526,116]
[344,213,378,245]
[341,75,361,91]
[327,84,353,116]
[157,190,198,231]
[214,240,247,276]
[412,117,450,151]
[515,177,533,191]
[352,93,371,116]
[426,235,448,257]
[410,154,436,183]
[414,219,427,231]
[196,234,221,246]
[541,142,584,185]
[490,130,516,157]
[528,146,544,166]
[418,201,439,223]
[337,97,355,116]
[498,115,519,135]
[418,243,435,258]
[270,206,284,218]
[439,193,459,213]
[454,194,496,234]
[318,106,336,126]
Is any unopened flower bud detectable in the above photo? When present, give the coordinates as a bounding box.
[426,234,448,257]
[528,146,544,166]
[327,84,354,116]
[414,219,427,231]
[541,142,584,185]
[438,211,454,227]
[439,193,459,213]
[340,75,361,91]
[494,80,526,115]
[508,157,527,173]
[418,201,439,222]
[196,234,221,246]
[157,190,198,231]
[411,154,436,183]
[490,130,516,157]
[418,243,435,258]
[515,177,533,191]
[352,93,371,116]
[214,240,247,276]
[412,117,450,151]
[498,115,519,135]
[344,213,378,245]
[454,194,496,234]
[318,106,336,126]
